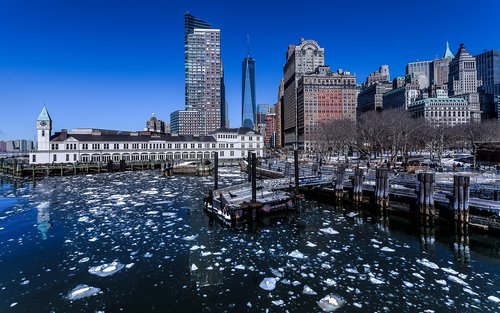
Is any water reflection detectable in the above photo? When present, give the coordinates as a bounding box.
[37,203,52,240]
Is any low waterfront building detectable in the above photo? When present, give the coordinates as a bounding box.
[29,107,263,164]
[408,97,471,126]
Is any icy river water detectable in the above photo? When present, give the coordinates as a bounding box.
[0,168,499,312]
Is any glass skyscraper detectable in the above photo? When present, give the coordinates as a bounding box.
[242,56,256,129]
[171,12,225,135]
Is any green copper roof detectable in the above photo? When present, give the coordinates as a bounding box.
[443,41,454,60]
[37,106,52,121]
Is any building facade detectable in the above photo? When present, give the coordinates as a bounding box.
[283,39,325,148]
[30,108,263,164]
[429,42,455,96]
[274,79,285,148]
[475,50,500,120]
[365,65,390,86]
[297,66,357,151]
[408,97,471,126]
[173,13,224,135]
[242,56,256,128]
[145,113,166,134]
[406,60,432,90]
[448,43,481,121]
[357,82,392,115]
[382,74,420,111]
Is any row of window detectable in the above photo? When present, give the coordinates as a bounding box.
[52,142,221,151]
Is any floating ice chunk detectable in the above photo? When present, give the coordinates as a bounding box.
[78,216,90,222]
[259,277,276,291]
[370,277,385,284]
[306,241,317,247]
[353,302,362,308]
[324,278,337,286]
[191,264,198,271]
[88,261,124,277]
[441,267,459,275]
[190,245,201,251]
[318,294,345,312]
[447,275,467,286]
[345,268,359,274]
[416,258,439,270]
[303,285,317,295]
[272,299,284,306]
[318,252,329,257]
[463,288,478,296]
[347,212,358,218]
[320,228,339,235]
[280,279,291,285]
[141,190,158,195]
[145,211,159,215]
[201,251,212,257]
[288,250,306,259]
[380,246,395,252]
[234,264,245,270]
[183,235,198,241]
[292,280,301,286]
[66,284,101,300]
[271,268,283,278]
[144,252,153,258]
[20,280,30,285]
[125,263,135,269]
[412,273,424,280]
[403,281,414,288]
[88,237,98,242]
[36,202,50,209]
[78,257,90,263]
[10,303,18,308]
[435,279,447,286]
[370,239,382,244]
[487,295,500,303]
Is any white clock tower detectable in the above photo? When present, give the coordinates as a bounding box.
[36,106,52,151]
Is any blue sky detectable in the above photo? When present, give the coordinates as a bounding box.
[0,0,498,140]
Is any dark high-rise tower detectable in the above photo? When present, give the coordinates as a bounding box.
[242,56,256,128]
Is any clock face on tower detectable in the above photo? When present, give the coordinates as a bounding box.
[40,121,47,127]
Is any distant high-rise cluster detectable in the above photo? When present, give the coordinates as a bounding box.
[171,13,225,135]
[355,42,500,127]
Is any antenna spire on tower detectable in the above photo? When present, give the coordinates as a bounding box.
[247,34,250,57]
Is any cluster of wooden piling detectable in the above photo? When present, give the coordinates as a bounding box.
[452,175,470,223]
[352,167,364,202]
[334,166,346,199]
[375,168,390,207]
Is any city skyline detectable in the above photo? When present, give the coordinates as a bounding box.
[1,0,499,140]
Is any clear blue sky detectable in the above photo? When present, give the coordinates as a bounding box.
[1,0,498,140]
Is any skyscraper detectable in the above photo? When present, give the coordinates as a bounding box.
[476,50,500,120]
[283,39,324,147]
[171,13,224,135]
[448,43,481,121]
[242,55,256,128]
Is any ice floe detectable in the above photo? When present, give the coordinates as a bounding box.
[319,227,339,235]
[487,295,500,303]
[447,275,468,286]
[416,258,439,270]
[288,250,306,259]
[88,261,125,277]
[303,285,317,295]
[259,277,276,291]
[66,284,101,300]
[318,294,345,312]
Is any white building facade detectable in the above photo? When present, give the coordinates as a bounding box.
[29,108,263,165]
[408,97,471,126]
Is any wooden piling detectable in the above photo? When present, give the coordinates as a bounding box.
[294,150,299,195]
[375,168,390,207]
[251,152,257,203]
[452,175,470,223]
[352,167,364,202]
[417,172,435,216]
[247,154,252,182]
[214,153,219,190]
[334,165,346,199]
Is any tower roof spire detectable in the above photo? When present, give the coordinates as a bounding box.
[37,106,51,121]
[443,41,454,60]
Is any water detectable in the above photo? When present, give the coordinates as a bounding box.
[0,169,499,312]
